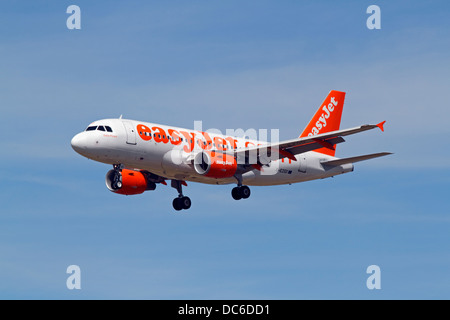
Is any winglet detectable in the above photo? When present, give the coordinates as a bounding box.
[376,121,386,132]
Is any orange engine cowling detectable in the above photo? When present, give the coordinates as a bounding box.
[105,169,156,195]
[194,151,237,179]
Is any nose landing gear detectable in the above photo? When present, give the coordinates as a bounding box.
[111,164,123,190]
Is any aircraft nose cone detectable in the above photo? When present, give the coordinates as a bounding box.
[71,133,86,154]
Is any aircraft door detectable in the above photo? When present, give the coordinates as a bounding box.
[298,155,307,173]
[122,121,137,145]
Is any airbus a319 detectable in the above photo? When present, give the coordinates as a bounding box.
[71,90,391,211]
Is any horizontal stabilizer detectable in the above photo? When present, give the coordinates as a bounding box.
[321,152,392,166]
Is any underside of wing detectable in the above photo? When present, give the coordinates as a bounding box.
[234,122,387,163]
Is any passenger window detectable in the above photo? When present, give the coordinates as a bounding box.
[105,126,113,132]
[97,126,106,131]
[86,126,97,131]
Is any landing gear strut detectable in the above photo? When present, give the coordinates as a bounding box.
[171,180,191,211]
[111,164,123,190]
[232,174,251,200]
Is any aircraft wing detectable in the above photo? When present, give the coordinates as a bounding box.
[234,121,386,163]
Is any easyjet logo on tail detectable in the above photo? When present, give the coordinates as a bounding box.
[307,97,338,136]
[299,90,346,157]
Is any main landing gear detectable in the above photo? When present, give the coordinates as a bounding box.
[231,174,251,200]
[171,180,191,211]
[231,185,251,200]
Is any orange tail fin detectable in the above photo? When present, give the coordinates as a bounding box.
[299,90,346,156]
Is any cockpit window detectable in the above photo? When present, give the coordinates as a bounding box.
[86,125,113,132]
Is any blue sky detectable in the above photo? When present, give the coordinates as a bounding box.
[1,0,449,299]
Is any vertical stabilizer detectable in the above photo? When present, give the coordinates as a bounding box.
[299,90,346,156]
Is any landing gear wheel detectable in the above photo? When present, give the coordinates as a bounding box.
[111,179,122,190]
[232,186,251,200]
[172,198,183,211]
[173,196,191,211]
[240,186,251,199]
[111,165,123,190]
[232,187,242,200]
[171,180,191,211]
[181,197,191,210]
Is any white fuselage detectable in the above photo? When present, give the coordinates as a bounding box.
[71,118,353,186]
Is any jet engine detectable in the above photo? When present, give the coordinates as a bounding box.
[105,169,156,195]
[193,151,237,179]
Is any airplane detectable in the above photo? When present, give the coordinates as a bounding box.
[71,90,391,211]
